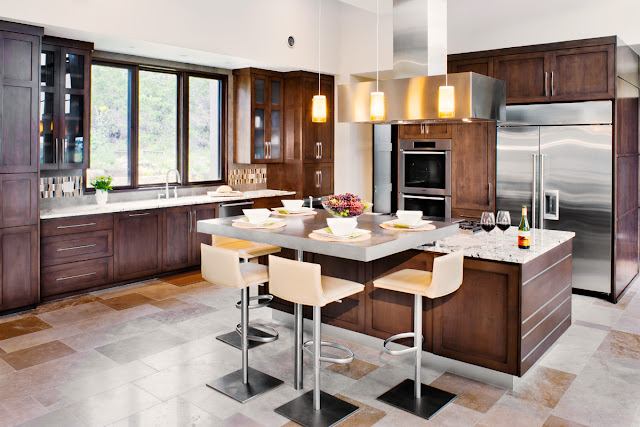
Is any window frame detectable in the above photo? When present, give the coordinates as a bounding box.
[86,59,228,192]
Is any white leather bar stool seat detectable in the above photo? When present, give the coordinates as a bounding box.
[269,255,363,427]
[211,235,281,348]
[373,250,464,420]
[201,244,283,403]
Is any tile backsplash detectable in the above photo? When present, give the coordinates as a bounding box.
[228,167,267,186]
[40,176,83,198]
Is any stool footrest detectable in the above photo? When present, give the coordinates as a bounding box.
[383,332,423,356]
[235,322,279,343]
[302,340,354,364]
[235,294,273,310]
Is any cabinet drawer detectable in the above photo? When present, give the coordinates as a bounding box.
[41,230,113,266]
[41,214,114,237]
[41,257,113,298]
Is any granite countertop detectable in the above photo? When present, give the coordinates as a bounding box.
[40,189,297,220]
[420,227,575,264]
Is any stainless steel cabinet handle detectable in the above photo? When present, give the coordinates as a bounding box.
[193,210,197,233]
[420,124,424,134]
[539,154,545,230]
[550,72,554,96]
[425,125,429,134]
[57,244,96,252]
[544,72,548,97]
[55,138,59,164]
[401,151,446,155]
[402,195,445,201]
[219,201,254,208]
[189,211,192,233]
[57,222,96,229]
[129,212,150,217]
[319,170,323,187]
[532,154,537,228]
[56,272,96,281]
[488,182,492,204]
[319,142,323,159]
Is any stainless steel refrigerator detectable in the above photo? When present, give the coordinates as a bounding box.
[496,101,613,294]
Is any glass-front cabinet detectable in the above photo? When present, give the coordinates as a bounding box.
[40,37,91,170]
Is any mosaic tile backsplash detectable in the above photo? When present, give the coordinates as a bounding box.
[228,167,267,186]
[41,176,83,198]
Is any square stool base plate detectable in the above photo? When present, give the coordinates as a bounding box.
[216,330,269,350]
[377,379,457,420]
[206,367,283,403]
[275,390,359,427]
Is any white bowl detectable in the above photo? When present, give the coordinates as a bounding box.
[396,210,423,226]
[282,199,304,211]
[243,208,272,225]
[327,218,357,236]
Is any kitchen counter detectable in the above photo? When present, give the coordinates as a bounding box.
[420,228,576,264]
[40,189,296,220]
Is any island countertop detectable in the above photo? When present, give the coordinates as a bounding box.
[420,227,575,264]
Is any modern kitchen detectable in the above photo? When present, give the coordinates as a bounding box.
[0,0,638,426]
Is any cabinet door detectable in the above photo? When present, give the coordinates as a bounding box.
[267,77,283,162]
[494,52,552,104]
[252,76,267,162]
[304,78,334,162]
[550,45,615,101]
[114,210,162,281]
[40,44,60,170]
[0,32,40,173]
[0,225,38,310]
[303,164,333,197]
[163,206,192,271]
[448,57,494,77]
[398,124,451,140]
[251,75,283,164]
[451,122,496,213]
[191,203,218,266]
[0,173,38,228]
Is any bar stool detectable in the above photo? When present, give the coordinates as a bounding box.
[212,235,281,349]
[268,255,364,427]
[201,243,284,402]
[373,250,464,420]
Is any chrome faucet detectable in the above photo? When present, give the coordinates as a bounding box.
[165,169,182,199]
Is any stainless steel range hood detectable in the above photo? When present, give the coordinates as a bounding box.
[338,0,506,124]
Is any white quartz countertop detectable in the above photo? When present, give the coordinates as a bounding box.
[40,189,297,220]
[420,227,575,264]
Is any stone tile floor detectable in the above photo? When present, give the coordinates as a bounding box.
[0,271,636,426]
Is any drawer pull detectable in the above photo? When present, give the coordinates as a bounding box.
[57,244,97,252]
[57,222,96,229]
[56,272,96,281]
[129,213,150,217]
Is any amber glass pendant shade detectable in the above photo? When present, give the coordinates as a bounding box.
[438,85,455,118]
[370,92,385,121]
[312,95,327,123]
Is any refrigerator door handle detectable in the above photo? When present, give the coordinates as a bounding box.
[539,154,545,230]
[532,154,537,229]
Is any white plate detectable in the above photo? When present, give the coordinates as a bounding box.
[271,207,314,214]
[233,217,284,227]
[385,219,433,229]
[313,227,371,239]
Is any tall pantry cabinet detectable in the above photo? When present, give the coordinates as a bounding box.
[0,21,41,311]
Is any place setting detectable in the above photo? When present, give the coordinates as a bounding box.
[309,193,373,242]
[270,199,317,216]
[232,208,287,229]
[380,210,436,231]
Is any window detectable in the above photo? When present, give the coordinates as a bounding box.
[88,61,226,189]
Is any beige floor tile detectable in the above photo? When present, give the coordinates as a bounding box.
[428,372,506,414]
[32,294,104,315]
[16,408,85,427]
[0,316,52,341]
[220,413,265,427]
[0,324,81,353]
[508,365,576,409]
[1,340,77,370]
[613,315,640,336]
[595,329,640,361]
[136,283,186,300]
[333,394,386,427]
[327,358,380,380]
[543,414,588,427]
[0,359,14,376]
[573,302,623,327]
[37,302,116,327]
[62,316,164,352]
[476,394,552,427]
[70,303,162,332]
[146,302,215,326]
[31,387,75,411]
[539,324,608,375]
[161,271,204,286]
[67,383,160,426]
[180,385,245,420]
[99,293,156,311]
[0,396,48,426]
[139,336,220,371]
[150,298,190,310]
[96,329,187,364]
[110,396,221,427]
[91,279,164,300]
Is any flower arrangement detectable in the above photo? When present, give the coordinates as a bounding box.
[90,176,113,191]
[322,193,372,217]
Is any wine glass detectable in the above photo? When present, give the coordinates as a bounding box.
[480,212,495,245]
[496,211,511,240]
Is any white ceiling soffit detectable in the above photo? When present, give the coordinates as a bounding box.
[336,0,380,13]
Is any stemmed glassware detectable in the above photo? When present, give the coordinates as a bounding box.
[496,211,511,240]
[480,212,495,245]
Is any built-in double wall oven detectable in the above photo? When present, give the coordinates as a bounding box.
[398,138,452,218]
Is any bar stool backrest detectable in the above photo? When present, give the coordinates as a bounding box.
[201,244,245,289]
[268,255,325,306]
[425,250,464,299]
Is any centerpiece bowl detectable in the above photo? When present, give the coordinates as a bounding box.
[322,193,373,219]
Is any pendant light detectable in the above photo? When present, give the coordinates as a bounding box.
[312,0,327,123]
[438,73,454,118]
[370,0,385,121]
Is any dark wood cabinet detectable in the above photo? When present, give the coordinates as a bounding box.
[493,52,552,104]
[550,45,615,101]
[303,163,333,197]
[448,57,493,77]
[1,225,38,310]
[114,210,162,281]
[41,229,113,267]
[163,206,191,271]
[0,173,38,228]
[191,204,218,266]
[398,124,451,140]
[451,122,496,217]
[234,68,284,164]
[40,37,92,170]
[302,77,334,162]
[41,257,113,298]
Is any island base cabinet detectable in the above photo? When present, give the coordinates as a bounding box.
[114,211,162,282]
[1,226,38,310]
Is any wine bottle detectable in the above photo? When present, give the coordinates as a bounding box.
[518,205,530,249]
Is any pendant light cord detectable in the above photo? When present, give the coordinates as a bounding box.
[376,0,379,92]
[318,0,321,95]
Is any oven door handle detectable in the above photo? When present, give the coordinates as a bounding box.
[401,151,446,155]
[402,195,446,201]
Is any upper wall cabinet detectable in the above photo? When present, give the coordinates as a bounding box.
[0,27,41,173]
[234,68,284,164]
[40,37,92,170]
[493,52,553,104]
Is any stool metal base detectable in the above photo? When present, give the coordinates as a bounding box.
[206,367,283,403]
[377,379,457,420]
[215,330,268,350]
[275,390,359,427]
